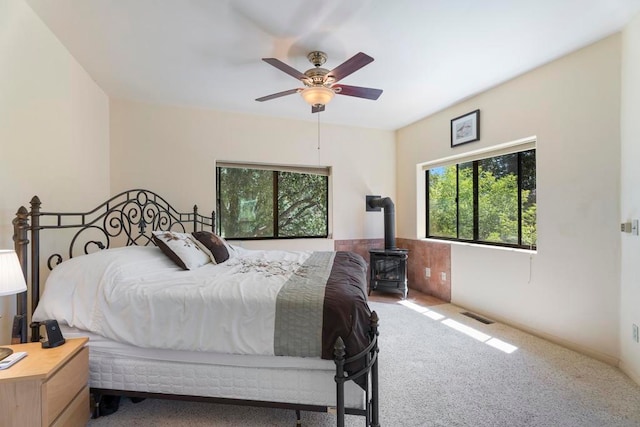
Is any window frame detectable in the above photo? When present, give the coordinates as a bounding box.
[425,147,536,250]
[216,163,330,240]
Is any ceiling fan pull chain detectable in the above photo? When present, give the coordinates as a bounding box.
[317,112,321,165]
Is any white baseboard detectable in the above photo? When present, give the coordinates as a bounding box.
[456,305,620,367]
[619,361,640,386]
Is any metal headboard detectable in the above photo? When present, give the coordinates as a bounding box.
[12,189,214,343]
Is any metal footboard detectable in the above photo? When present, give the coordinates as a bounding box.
[334,311,380,427]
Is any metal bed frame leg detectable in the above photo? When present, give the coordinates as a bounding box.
[295,409,302,426]
[370,312,380,427]
[91,392,102,419]
[334,337,346,427]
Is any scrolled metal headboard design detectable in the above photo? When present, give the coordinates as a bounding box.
[12,189,214,342]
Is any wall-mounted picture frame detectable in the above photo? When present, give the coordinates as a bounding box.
[451,109,480,147]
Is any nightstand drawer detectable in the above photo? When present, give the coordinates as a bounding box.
[51,385,90,427]
[43,347,89,425]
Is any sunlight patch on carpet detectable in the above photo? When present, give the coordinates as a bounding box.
[397,301,518,354]
[442,318,491,341]
[485,338,518,353]
[398,300,445,320]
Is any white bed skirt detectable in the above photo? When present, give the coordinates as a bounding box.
[63,327,366,410]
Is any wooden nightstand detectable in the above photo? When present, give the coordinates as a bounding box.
[0,337,90,427]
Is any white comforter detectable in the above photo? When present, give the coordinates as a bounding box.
[33,246,313,355]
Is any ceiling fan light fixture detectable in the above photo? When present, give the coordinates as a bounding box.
[258,51,380,112]
[301,86,334,107]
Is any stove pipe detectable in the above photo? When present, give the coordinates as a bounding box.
[367,196,396,250]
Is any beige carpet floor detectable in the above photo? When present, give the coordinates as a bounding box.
[87,301,640,426]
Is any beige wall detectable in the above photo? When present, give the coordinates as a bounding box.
[620,12,640,384]
[109,99,396,251]
[397,35,622,363]
[0,0,110,344]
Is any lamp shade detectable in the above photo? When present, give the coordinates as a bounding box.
[0,250,27,297]
[300,86,335,106]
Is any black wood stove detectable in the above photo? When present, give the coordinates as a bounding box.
[369,248,408,298]
[366,196,409,299]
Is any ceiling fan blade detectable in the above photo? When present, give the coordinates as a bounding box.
[256,88,300,102]
[326,52,374,83]
[333,84,383,100]
[262,58,308,81]
[312,104,325,113]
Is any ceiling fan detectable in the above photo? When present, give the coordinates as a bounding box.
[256,51,383,113]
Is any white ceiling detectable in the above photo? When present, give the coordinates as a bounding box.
[25,0,640,130]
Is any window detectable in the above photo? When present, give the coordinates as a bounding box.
[426,149,536,249]
[216,163,329,239]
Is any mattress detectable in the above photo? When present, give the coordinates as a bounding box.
[63,326,366,409]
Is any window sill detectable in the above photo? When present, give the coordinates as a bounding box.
[421,238,537,255]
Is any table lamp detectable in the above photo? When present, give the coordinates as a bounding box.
[0,250,27,360]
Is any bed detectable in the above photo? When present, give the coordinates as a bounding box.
[12,189,380,427]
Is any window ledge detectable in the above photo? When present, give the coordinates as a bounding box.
[421,238,537,255]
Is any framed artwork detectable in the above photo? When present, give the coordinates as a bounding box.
[451,109,480,147]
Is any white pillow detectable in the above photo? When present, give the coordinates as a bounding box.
[151,230,211,270]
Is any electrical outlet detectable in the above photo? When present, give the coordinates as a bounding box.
[440,272,447,281]
[424,267,431,278]
[633,324,639,343]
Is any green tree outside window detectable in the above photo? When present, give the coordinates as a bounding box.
[426,149,536,249]
[217,166,328,239]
